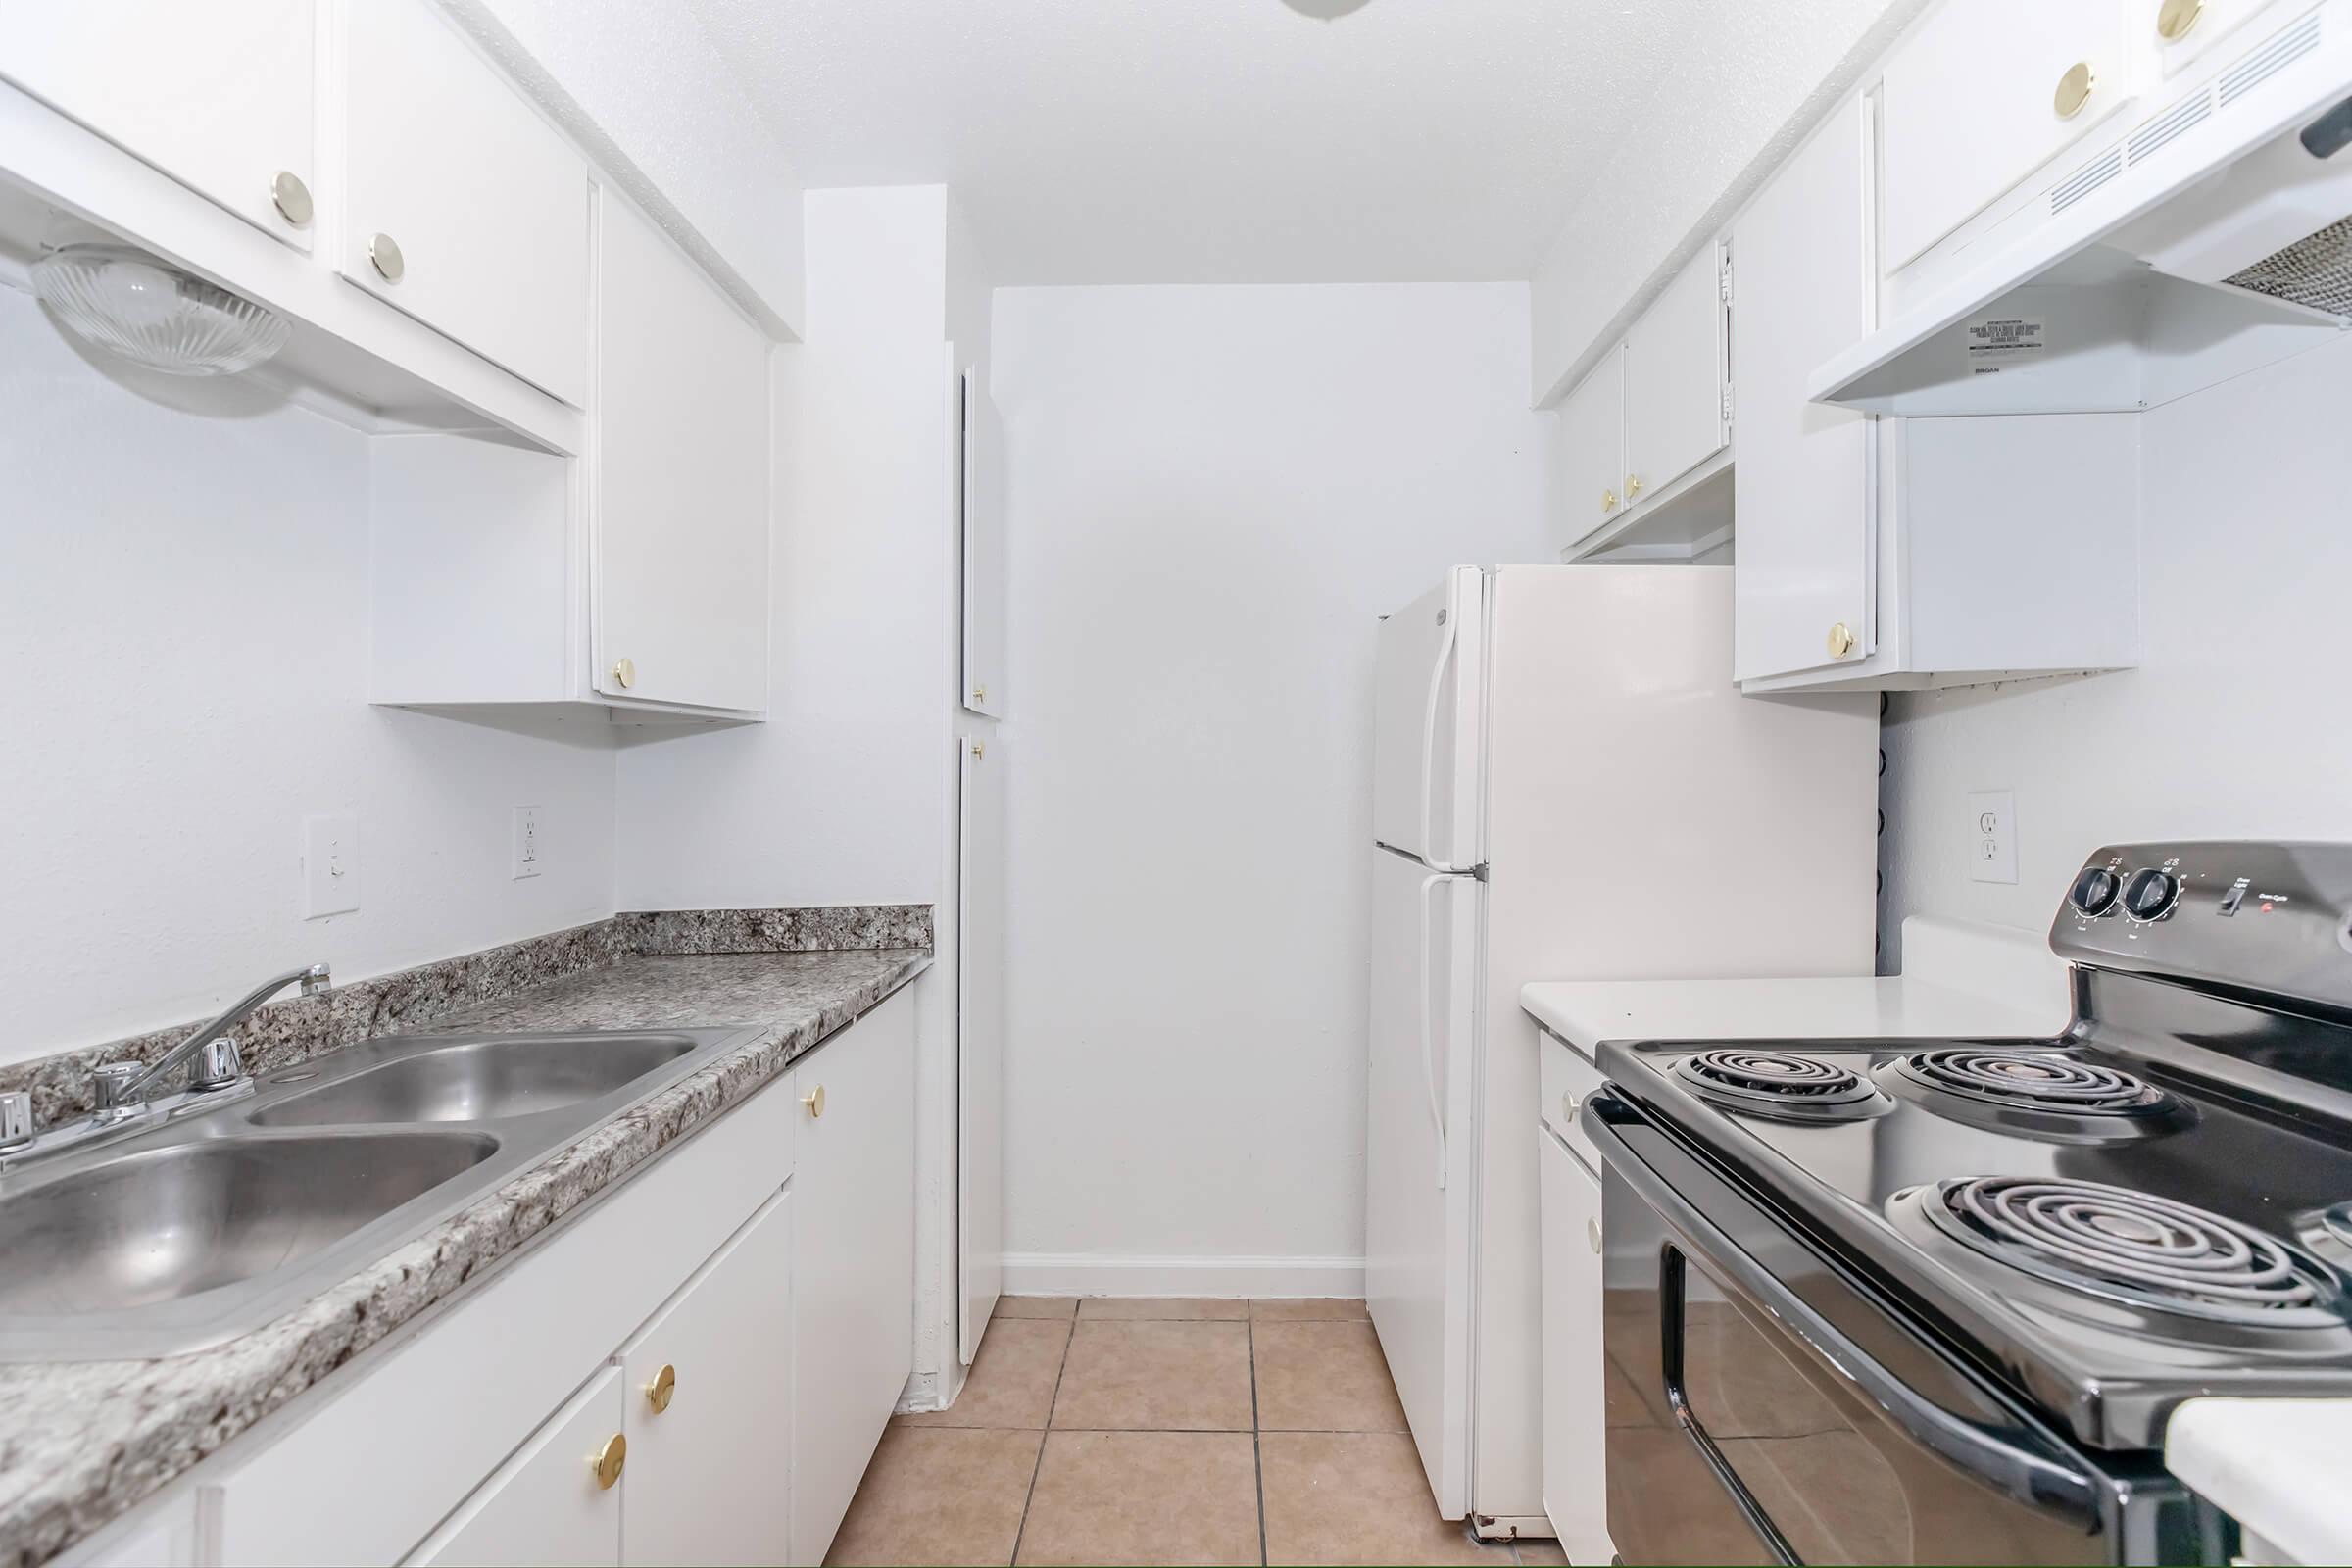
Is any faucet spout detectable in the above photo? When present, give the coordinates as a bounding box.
[118,962,331,1106]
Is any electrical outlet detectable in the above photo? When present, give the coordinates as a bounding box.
[303,813,361,918]
[513,805,545,880]
[1968,791,2018,885]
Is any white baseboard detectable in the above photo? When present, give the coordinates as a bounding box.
[999,1252,1366,1299]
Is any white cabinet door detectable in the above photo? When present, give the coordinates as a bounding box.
[958,732,1005,1363]
[1620,244,1726,507]
[592,193,770,711]
[2,0,315,246]
[1552,345,1625,549]
[959,363,1007,717]
[789,991,918,1567]
[2153,0,2270,74]
[337,0,590,405]
[619,1190,795,1567]
[1881,0,2132,271]
[406,1367,624,1568]
[1733,100,1877,684]
[1539,1130,1612,1568]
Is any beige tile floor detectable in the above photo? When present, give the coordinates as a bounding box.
[827,1297,1568,1568]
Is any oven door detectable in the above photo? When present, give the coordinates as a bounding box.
[1584,1091,2220,1567]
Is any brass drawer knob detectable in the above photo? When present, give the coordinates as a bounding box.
[611,656,636,690]
[591,1432,626,1490]
[802,1083,826,1119]
[1625,473,1644,499]
[1828,621,1857,659]
[971,684,988,704]
[368,231,405,282]
[270,171,313,227]
[1600,488,1618,514]
[2054,61,2096,119]
[647,1363,676,1414]
[970,740,986,761]
[2157,0,2203,41]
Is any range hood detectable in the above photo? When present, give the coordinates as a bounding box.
[1813,1,2352,416]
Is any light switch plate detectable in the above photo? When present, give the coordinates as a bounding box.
[1968,791,2018,885]
[512,805,544,880]
[303,813,361,917]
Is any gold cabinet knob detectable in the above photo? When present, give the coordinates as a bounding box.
[590,1433,626,1491]
[970,740,986,761]
[2054,61,2097,119]
[610,656,636,690]
[1828,621,1857,659]
[971,684,988,704]
[1586,1217,1602,1255]
[1625,474,1643,499]
[801,1083,825,1119]
[1600,488,1618,514]
[2157,0,2203,41]
[270,171,313,226]
[368,231,405,282]
[647,1363,676,1414]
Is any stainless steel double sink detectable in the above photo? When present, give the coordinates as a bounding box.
[0,1026,761,1361]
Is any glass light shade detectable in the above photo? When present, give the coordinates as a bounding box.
[29,243,290,376]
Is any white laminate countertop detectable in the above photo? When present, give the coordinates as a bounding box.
[1520,915,2072,1061]
[2166,1399,2352,1565]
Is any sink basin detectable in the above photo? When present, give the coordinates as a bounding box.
[249,1033,703,1126]
[0,1025,756,1359]
[0,1132,496,1317]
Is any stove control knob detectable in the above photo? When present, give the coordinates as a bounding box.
[2070,866,2122,918]
[2122,868,2181,923]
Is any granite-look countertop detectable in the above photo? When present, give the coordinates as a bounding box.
[0,947,929,1568]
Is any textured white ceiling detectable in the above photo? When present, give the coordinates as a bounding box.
[682,0,1737,285]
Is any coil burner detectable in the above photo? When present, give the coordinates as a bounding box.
[1669,1050,1892,1124]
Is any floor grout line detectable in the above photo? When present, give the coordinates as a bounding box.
[1004,1320,1075,1567]
[1246,1308,1268,1568]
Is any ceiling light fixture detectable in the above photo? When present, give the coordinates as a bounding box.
[29,242,290,377]
[1280,0,1374,18]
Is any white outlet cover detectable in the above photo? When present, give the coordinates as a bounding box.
[1968,790,2018,885]
[303,813,361,918]
[513,805,544,880]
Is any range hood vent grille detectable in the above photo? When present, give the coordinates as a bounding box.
[2052,149,2125,214]
[2223,12,2324,105]
[2223,212,2352,311]
[2128,93,2215,167]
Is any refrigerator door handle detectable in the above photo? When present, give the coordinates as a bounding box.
[1417,870,1449,1190]
[1417,595,1459,871]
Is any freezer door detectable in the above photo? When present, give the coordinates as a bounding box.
[1372,568,1485,869]
[1364,846,1479,1518]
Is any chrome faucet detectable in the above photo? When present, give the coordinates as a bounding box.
[97,962,333,1116]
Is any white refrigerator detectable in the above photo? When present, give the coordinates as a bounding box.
[1365,564,1880,1537]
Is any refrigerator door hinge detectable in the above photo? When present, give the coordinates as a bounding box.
[1719,251,1733,303]
[1721,384,1735,422]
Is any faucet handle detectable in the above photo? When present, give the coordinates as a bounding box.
[300,962,332,996]
[0,1092,33,1153]
[90,1061,145,1120]
[188,1037,244,1093]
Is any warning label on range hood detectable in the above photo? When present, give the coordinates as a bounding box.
[1964,315,2048,373]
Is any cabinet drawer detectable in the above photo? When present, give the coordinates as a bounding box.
[337,0,590,405]
[405,1365,625,1566]
[1881,0,2133,272]
[1539,1031,1606,1175]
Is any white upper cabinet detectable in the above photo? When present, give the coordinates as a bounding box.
[592,194,770,713]
[1,0,317,248]
[1881,0,2134,272]
[337,0,591,407]
[1552,344,1625,551]
[1622,244,1729,508]
[1733,100,1876,684]
[958,362,1007,717]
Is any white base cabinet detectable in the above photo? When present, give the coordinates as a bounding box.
[1539,1122,1614,1567]
[156,985,919,1568]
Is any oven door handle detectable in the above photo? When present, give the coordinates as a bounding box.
[1583,1093,2101,1522]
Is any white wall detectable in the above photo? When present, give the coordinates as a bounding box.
[1881,333,2352,959]
[0,286,615,1064]
[992,283,1553,1285]
[1528,0,1925,405]
[612,187,952,910]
